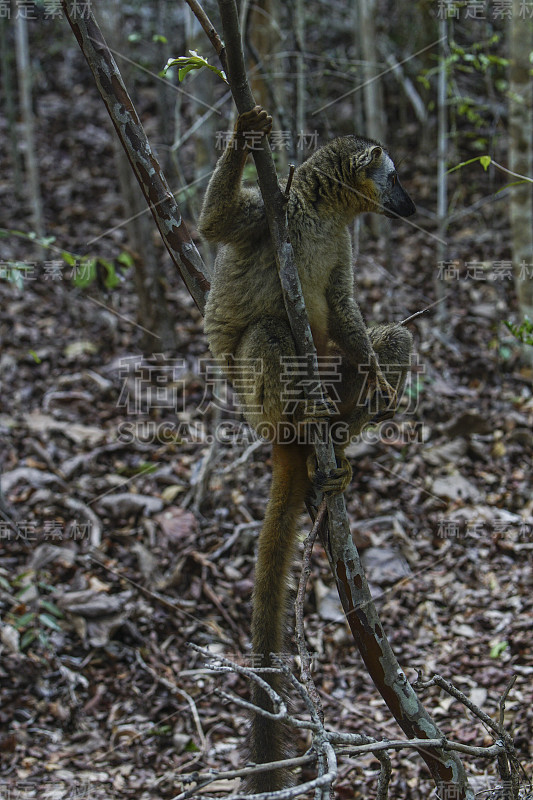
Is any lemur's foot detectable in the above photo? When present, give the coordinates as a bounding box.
[301,395,337,421]
[367,367,398,415]
[292,392,337,430]
[235,106,273,147]
[370,407,395,424]
[307,452,352,495]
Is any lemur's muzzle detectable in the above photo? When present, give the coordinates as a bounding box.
[384,179,416,218]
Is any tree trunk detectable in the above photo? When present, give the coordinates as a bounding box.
[358,0,385,240]
[185,7,216,224]
[14,13,44,251]
[0,16,22,199]
[246,0,291,167]
[436,17,449,329]
[294,0,305,164]
[509,0,533,362]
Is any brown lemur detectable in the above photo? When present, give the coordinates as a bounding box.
[199,106,416,793]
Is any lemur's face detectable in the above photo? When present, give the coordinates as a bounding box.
[371,152,416,219]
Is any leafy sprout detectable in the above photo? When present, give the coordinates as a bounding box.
[504,317,533,346]
[162,50,227,84]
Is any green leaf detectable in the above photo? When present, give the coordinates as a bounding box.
[12,611,36,630]
[20,629,38,649]
[38,613,63,632]
[116,461,158,477]
[185,739,200,752]
[497,180,528,193]
[504,318,533,345]
[12,570,33,585]
[153,725,173,736]
[28,350,41,364]
[490,640,508,658]
[178,64,197,82]
[37,581,56,592]
[447,155,492,175]
[486,55,508,67]
[16,584,36,600]
[61,250,76,267]
[163,50,227,84]
[39,599,64,618]
[117,251,134,269]
[499,345,512,360]
[71,257,97,288]
[153,34,168,44]
[98,258,121,289]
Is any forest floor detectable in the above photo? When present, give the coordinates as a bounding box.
[1,31,532,800]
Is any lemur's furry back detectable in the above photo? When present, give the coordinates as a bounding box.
[199,107,415,793]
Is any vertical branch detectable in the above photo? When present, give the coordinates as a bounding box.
[436,18,449,328]
[184,0,227,69]
[358,0,386,244]
[15,13,44,252]
[60,1,210,312]
[509,0,533,363]
[0,17,22,198]
[294,0,306,161]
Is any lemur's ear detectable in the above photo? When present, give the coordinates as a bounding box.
[351,145,383,171]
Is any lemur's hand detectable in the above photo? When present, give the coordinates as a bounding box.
[234,106,273,149]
